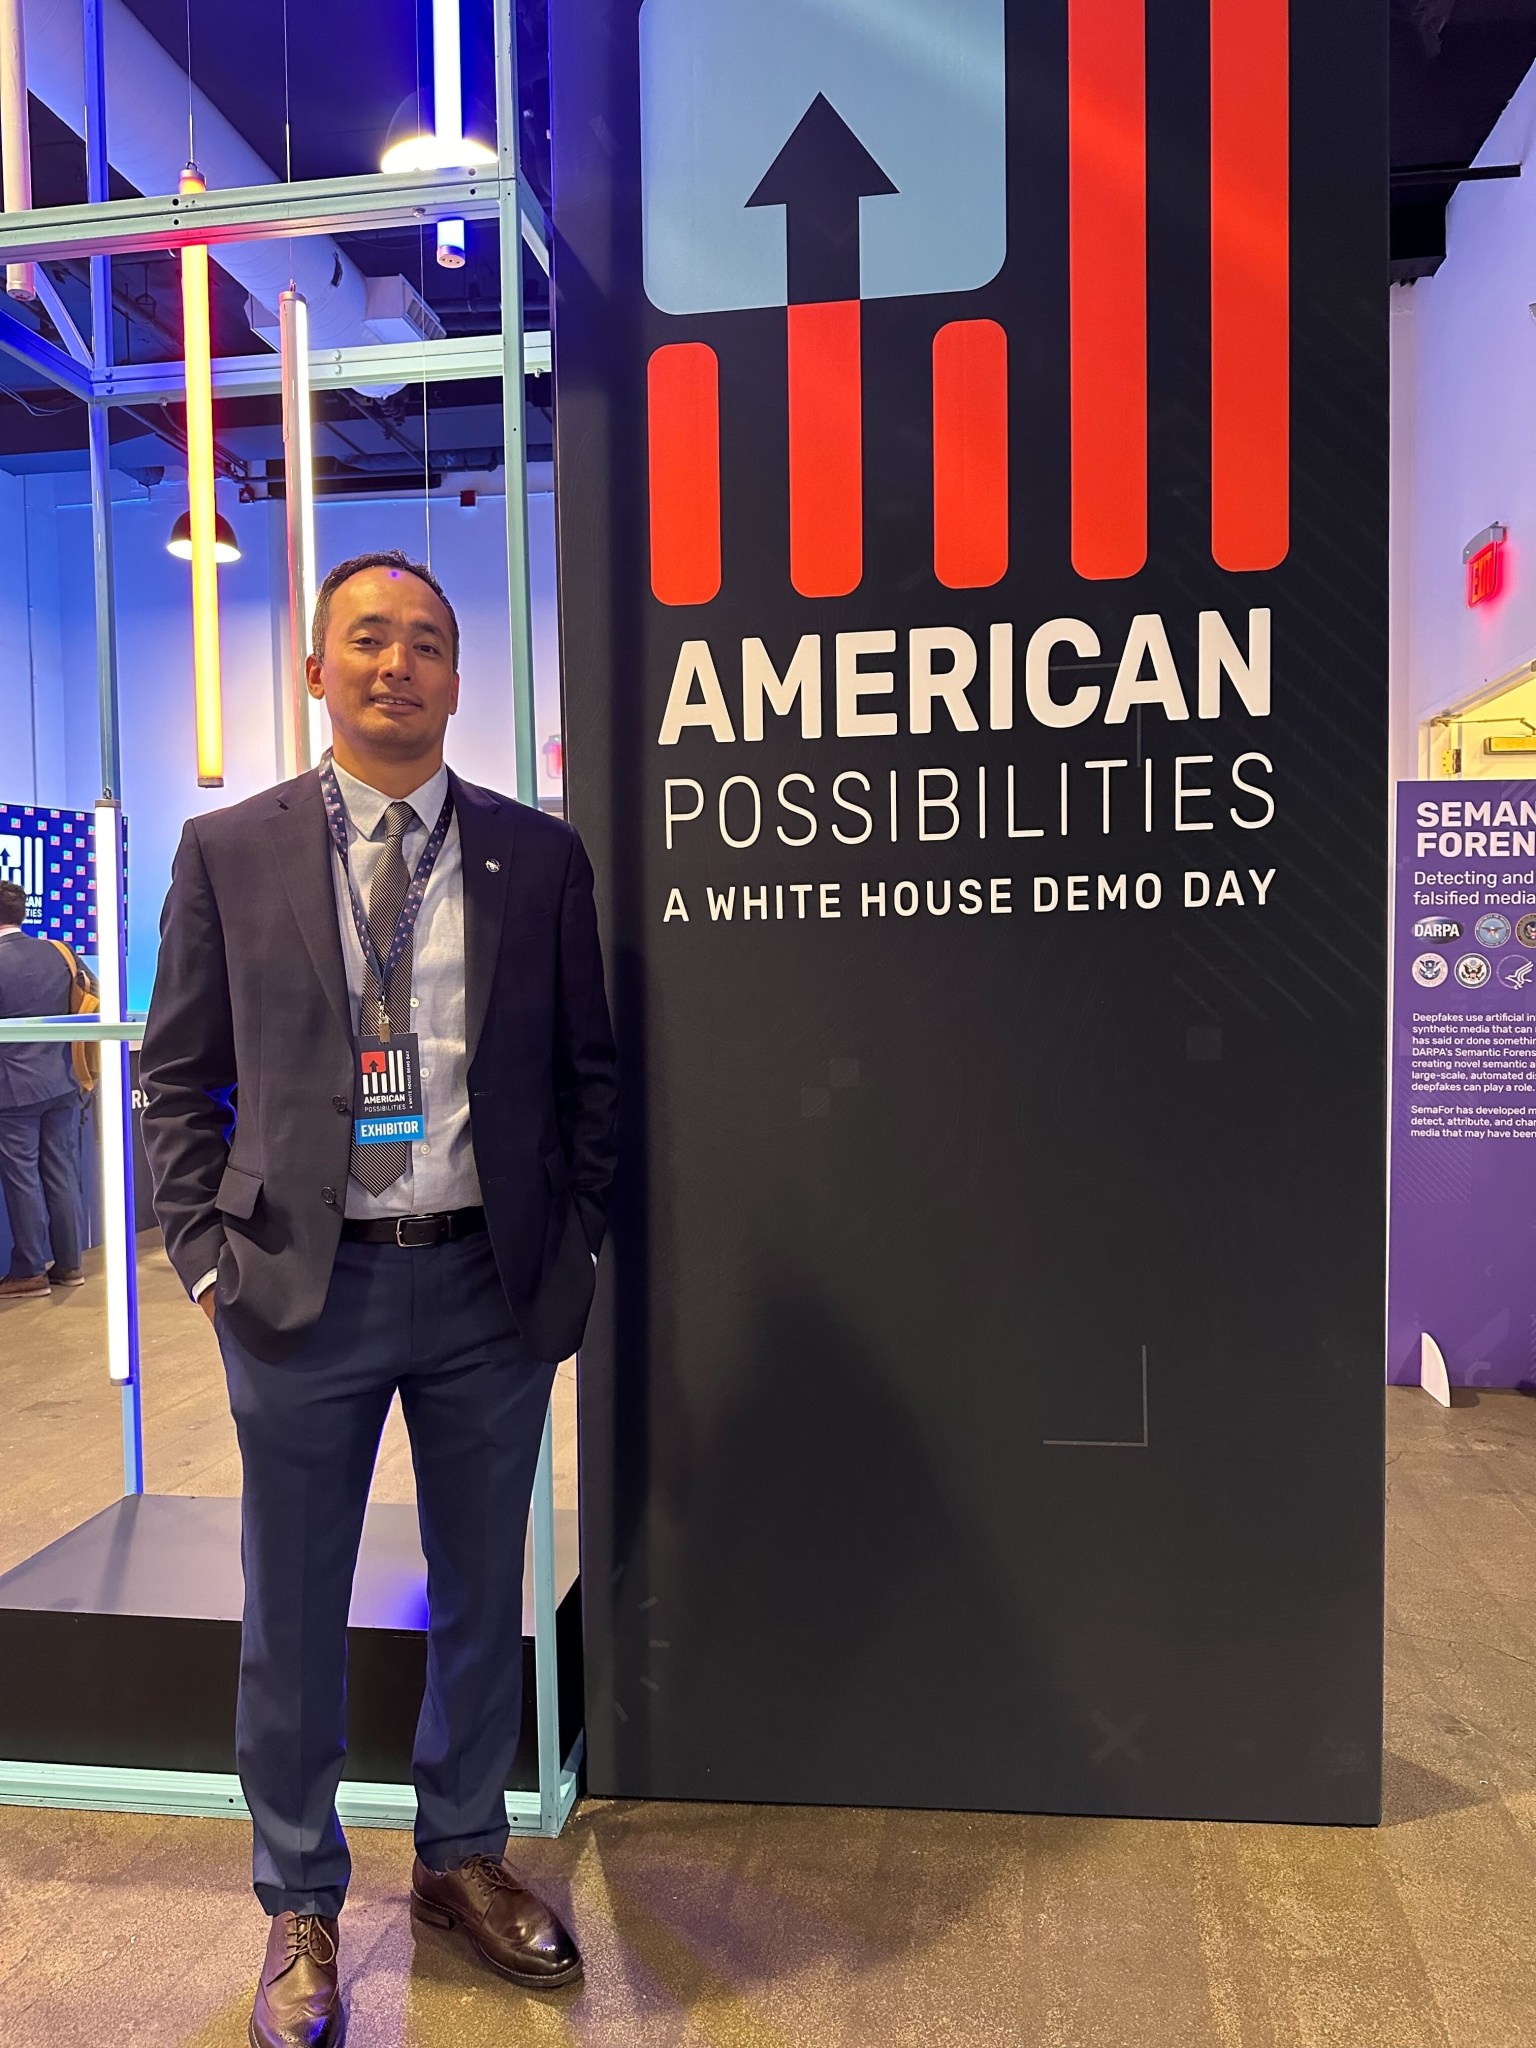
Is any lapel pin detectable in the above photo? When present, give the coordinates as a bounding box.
[485,858,501,873]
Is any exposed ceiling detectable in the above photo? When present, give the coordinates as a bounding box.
[0,0,551,489]
[0,0,1533,481]
[1392,0,1536,278]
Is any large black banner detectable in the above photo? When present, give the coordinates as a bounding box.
[552,0,1386,1820]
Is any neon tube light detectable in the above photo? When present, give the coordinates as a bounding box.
[179,164,224,788]
[435,0,466,267]
[93,801,138,1390]
[279,287,326,770]
[378,0,492,181]
[0,0,35,301]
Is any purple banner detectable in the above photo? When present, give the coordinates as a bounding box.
[1390,780,1536,1387]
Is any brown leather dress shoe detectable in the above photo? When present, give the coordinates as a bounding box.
[0,1272,49,1298]
[410,1853,583,1988]
[249,1911,343,2048]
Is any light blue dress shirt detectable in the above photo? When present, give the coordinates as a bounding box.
[326,757,482,1220]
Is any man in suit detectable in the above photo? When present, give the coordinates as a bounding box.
[0,879,85,1298]
[141,550,617,2048]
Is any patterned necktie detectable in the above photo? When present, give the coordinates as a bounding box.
[349,799,416,1198]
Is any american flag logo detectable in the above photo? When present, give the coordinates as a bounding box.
[644,0,1288,602]
[0,832,44,905]
[361,1047,408,1099]
[0,807,103,946]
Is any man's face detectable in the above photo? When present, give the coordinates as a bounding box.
[307,566,459,761]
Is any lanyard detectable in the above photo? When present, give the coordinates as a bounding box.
[319,757,454,1035]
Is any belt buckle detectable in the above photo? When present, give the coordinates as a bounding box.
[394,1215,440,1249]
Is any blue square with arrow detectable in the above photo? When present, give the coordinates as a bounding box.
[639,0,1007,315]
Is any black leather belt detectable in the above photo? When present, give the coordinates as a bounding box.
[340,1206,487,1247]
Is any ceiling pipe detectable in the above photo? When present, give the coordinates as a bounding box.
[21,0,370,350]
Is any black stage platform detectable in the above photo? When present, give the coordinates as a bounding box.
[0,1494,582,1790]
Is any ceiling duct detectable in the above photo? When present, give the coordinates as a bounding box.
[20,0,429,360]
[245,275,445,352]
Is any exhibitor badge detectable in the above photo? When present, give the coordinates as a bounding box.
[353,1032,425,1145]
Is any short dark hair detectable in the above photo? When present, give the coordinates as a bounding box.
[0,880,26,925]
[311,550,460,670]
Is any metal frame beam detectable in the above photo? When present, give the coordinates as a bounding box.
[0,171,549,407]
[0,1019,145,1043]
[31,267,91,367]
[496,8,539,812]
[98,330,549,406]
[0,295,92,397]
[0,28,579,1840]
[517,172,551,273]
[0,1746,583,1834]
[0,170,500,265]
[494,0,561,1838]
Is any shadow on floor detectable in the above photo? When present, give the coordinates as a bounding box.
[1379,1750,1487,1826]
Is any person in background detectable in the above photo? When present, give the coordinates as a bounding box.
[0,878,85,1297]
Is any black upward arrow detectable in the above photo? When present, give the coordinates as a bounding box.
[746,93,898,304]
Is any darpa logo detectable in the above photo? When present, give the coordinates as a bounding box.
[1413,918,1461,943]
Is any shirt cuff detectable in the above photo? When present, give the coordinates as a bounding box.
[191,1269,218,1301]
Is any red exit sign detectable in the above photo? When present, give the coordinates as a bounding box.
[1464,523,1507,608]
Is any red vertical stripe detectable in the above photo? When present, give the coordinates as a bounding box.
[648,342,721,606]
[787,299,863,599]
[1069,0,1147,580]
[933,320,1009,589]
[1211,0,1289,570]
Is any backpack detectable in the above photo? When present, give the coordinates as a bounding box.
[48,939,101,1093]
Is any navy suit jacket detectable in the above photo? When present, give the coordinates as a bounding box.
[139,768,618,1364]
[0,931,74,1109]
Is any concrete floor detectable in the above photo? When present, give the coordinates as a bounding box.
[1,1247,1534,2045]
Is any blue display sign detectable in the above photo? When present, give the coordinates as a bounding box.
[0,804,102,952]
